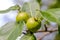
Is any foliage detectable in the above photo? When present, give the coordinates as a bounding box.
[0,0,60,40]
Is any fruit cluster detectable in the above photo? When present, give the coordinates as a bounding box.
[16,12,41,33]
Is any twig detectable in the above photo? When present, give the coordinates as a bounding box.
[38,29,58,40]
[37,29,58,33]
[24,28,58,33]
[44,24,48,31]
[24,28,58,40]
[37,28,58,40]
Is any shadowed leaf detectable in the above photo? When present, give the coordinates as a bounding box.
[20,33,36,40]
[54,34,60,40]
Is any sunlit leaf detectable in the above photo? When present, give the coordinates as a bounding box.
[0,5,20,13]
[7,21,24,40]
[0,21,16,40]
[0,21,24,40]
[22,0,40,18]
[47,8,60,23]
[40,11,58,22]
[10,5,20,10]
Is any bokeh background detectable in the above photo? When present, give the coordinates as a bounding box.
[0,0,58,40]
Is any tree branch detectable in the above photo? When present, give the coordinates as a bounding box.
[37,28,58,40]
[36,28,58,33]
[24,28,58,40]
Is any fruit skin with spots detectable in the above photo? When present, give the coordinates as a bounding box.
[26,17,41,33]
[16,12,29,22]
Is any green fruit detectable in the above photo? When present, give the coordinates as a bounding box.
[20,34,36,40]
[26,17,41,32]
[16,12,29,22]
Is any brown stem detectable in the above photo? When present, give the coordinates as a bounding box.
[24,28,58,40]
[25,28,58,33]
[37,28,58,40]
[37,29,58,33]
[44,24,48,31]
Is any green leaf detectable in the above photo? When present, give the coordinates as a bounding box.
[10,5,20,10]
[36,0,41,4]
[22,0,40,17]
[7,21,24,40]
[0,21,24,40]
[40,11,58,22]
[58,24,60,34]
[20,33,36,40]
[47,8,60,34]
[0,21,16,40]
[49,0,60,9]
[47,8,60,23]
[0,5,20,13]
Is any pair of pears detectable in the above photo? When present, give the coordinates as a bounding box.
[16,12,41,33]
